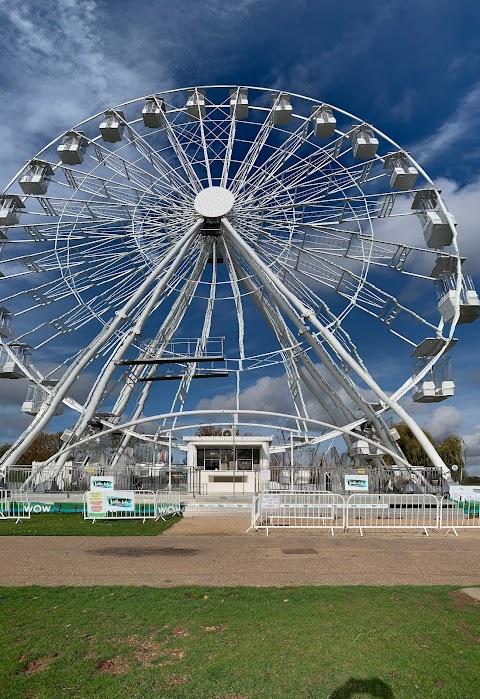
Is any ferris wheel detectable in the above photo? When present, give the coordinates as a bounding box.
[0,85,478,477]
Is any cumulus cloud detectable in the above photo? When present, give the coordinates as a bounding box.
[424,405,464,441]
[0,0,167,181]
[462,423,480,460]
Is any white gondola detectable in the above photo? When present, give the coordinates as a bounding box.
[411,190,456,248]
[187,89,206,120]
[61,429,73,443]
[230,88,248,120]
[0,306,12,338]
[436,273,480,324]
[142,96,166,128]
[349,124,379,159]
[271,93,292,125]
[412,379,437,403]
[0,195,25,226]
[312,105,336,138]
[383,152,418,190]
[99,110,125,143]
[0,343,31,379]
[19,160,54,196]
[390,427,401,441]
[350,439,370,456]
[22,380,63,416]
[429,254,464,278]
[57,131,88,165]
[412,356,455,403]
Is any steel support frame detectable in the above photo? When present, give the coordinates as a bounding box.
[222,217,452,480]
[0,219,203,470]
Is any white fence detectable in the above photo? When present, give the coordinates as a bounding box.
[439,495,480,534]
[251,491,480,535]
[0,490,30,523]
[252,491,346,534]
[183,502,252,517]
[345,494,440,535]
[83,489,156,522]
[156,489,184,518]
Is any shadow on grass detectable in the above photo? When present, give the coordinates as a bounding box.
[328,677,395,699]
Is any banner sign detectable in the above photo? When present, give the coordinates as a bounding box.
[345,475,369,492]
[90,476,114,490]
[86,490,135,518]
[262,494,280,508]
[449,485,480,505]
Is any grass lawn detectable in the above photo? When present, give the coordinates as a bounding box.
[0,513,178,536]
[0,585,478,698]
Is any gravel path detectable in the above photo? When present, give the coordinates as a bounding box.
[1,517,480,587]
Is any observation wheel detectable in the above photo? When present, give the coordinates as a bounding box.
[0,85,478,478]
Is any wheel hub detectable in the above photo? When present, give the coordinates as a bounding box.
[194,186,235,218]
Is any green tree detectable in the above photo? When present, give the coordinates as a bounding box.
[386,423,466,476]
[437,434,466,470]
[386,423,436,468]
[196,425,223,436]
[0,442,12,459]
[18,431,63,464]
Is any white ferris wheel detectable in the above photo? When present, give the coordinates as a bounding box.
[0,85,478,479]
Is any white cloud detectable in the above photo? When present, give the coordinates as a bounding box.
[432,176,480,275]
[462,423,480,460]
[0,0,166,181]
[424,405,464,441]
[412,81,480,165]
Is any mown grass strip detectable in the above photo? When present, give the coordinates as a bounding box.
[0,512,178,536]
[0,585,478,698]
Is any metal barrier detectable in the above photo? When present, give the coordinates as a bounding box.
[345,494,440,535]
[439,495,480,534]
[183,502,252,517]
[83,490,156,523]
[0,490,30,523]
[252,490,346,534]
[155,489,184,518]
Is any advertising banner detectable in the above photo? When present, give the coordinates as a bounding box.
[86,490,135,518]
[344,475,369,492]
[90,476,115,490]
[449,485,480,505]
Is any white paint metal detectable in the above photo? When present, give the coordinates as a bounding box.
[194,187,235,218]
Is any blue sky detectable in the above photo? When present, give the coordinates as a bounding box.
[0,0,479,470]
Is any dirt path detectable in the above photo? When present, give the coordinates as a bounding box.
[1,518,480,587]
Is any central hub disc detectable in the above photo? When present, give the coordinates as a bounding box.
[194,186,235,218]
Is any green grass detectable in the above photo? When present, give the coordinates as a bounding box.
[0,513,178,536]
[0,585,478,698]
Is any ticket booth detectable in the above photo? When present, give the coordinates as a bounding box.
[184,435,272,494]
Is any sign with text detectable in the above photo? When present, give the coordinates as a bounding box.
[344,475,369,492]
[90,476,114,490]
[86,490,135,518]
[449,485,480,504]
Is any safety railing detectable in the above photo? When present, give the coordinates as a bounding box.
[155,489,185,518]
[251,490,346,534]
[345,494,440,535]
[0,489,30,523]
[183,502,252,517]
[439,495,480,535]
[83,489,156,523]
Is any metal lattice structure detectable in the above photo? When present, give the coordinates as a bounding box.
[0,85,478,480]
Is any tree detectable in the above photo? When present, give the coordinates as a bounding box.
[437,434,466,470]
[0,442,12,460]
[196,425,223,436]
[18,431,63,465]
[386,423,466,476]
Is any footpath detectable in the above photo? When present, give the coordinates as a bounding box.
[1,516,480,587]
